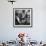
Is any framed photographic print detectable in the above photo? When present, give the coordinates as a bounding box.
[13,8,33,28]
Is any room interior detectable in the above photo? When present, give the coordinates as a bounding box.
[0,0,46,46]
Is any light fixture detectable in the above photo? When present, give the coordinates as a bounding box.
[8,0,16,4]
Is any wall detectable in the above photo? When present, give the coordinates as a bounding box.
[0,0,46,42]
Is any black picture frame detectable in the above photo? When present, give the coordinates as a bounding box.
[13,8,33,28]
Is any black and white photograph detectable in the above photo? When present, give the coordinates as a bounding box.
[13,8,32,27]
